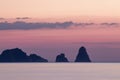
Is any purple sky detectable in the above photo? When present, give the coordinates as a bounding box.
[0,21,120,62]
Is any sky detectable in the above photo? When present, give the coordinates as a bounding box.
[0,0,120,62]
[0,0,120,18]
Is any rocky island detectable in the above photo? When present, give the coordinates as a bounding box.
[0,47,91,62]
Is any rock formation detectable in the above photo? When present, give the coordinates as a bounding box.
[56,53,69,62]
[0,48,48,62]
[75,46,91,62]
[0,47,92,62]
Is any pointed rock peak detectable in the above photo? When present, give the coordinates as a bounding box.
[79,46,86,52]
[75,46,91,62]
[56,53,69,62]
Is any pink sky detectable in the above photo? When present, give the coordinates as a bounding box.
[0,0,120,18]
[0,26,120,62]
[0,0,120,62]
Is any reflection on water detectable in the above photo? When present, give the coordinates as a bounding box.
[0,63,120,80]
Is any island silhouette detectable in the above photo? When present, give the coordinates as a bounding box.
[75,46,91,62]
[0,46,91,62]
[0,48,48,62]
[56,53,69,62]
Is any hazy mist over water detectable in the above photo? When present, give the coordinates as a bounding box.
[0,63,120,80]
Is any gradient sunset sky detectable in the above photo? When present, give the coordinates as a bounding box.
[0,0,120,62]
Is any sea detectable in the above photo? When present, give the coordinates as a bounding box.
[0,63,120,80]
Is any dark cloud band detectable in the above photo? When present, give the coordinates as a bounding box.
[0,21,119,30]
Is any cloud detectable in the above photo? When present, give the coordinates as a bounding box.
[0,21,120,30]
[0,18,5,20]
[100,23,119,26]
[16,17,31,20]
[0,21,74,30]
[75,23,95,26]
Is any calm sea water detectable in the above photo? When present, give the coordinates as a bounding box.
[0,63,120,80]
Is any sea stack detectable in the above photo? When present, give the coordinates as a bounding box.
[56,53,69,62]
[75,46,91,62]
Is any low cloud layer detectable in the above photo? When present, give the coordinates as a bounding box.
[100,23,119,26]
[0,21,119,30]
[16,17,31,20]
[0,21,74,30]
[0,18,5,20]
